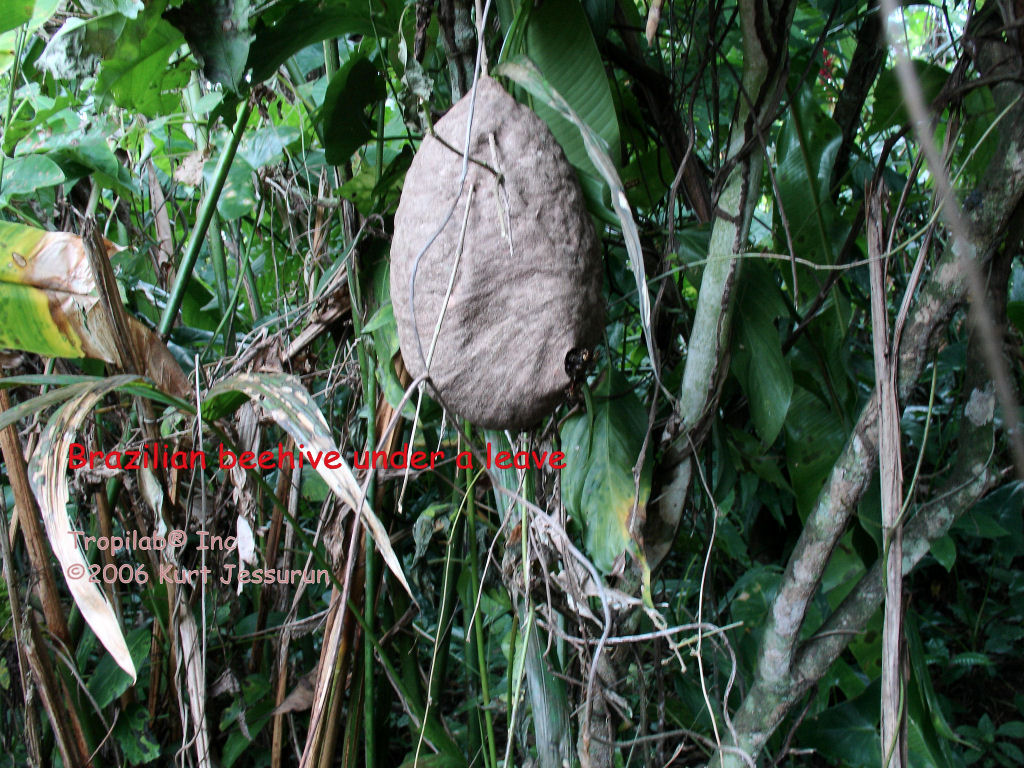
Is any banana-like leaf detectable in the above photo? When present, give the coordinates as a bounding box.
[560,369,652,574]
[494,57,657,378]
[523,0,620,174]
[205,372,414,599]
[0,221,188,396]
[27,376,143,680]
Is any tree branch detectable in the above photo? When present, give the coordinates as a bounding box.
[711,22,1024,763]
[649,0,796,568]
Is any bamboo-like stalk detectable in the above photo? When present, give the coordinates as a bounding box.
[418,481,466,758]
[868,183,906,768]
[0,389,71,644]
[0,473,43,765]
[464,458,498,768]
[347,231,379,768]
[159,98,254,338]
[184,75,231,319]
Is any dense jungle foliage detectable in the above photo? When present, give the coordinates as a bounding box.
[2,0,1024,767]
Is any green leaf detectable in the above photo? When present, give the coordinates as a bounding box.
[785,385,847,516]
[164,0,252,93]
[0,0,34,34]
[731,265,793,445]
[95,2,190,118]
[300,465,330,503]
[905,612,965,765]
[0,0,58,70]
[318,53,386,165]
[16,118,137,196]
[81,0,143,16]
[775,89,843,300]
[869,60,951,135]
[240,123,301,168]
[523,0,619,175]
[88,626,151,708]
[0,375,191,433]
[997,722,1024,739]
[1007,301,1024,337]
[728,564,782,641]
[246,0,374,85]
[0,154,65,203]
[203,153,256,221]
[111,704,161,765]
[560,369,651,573]
[929,534,956,571]
[362,302,415,418]
[796,679,881,768]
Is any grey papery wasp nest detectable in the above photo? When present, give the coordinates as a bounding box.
[390,76,604,430]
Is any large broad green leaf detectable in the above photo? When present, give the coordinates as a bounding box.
[728,564,782,642]
[796,679,882,767]
[246,0,375,85]
[731,264,793,446]
[203,153,256,221]
[784,385,847,516]
[240,123,301,168]
[523,0,619,177]
[775,89,843,301]
[868,60,951,135]
[318,53,386,165]
[111,704,161,764]
[0,154,65,203]
[0,0,35,33]
[0,0,59,72]
[14,113,138,196]
[164,0,251,93]
[81,0,143,16]
[88,626,152,708]
[560,369,652,574]
[95,2,191,118]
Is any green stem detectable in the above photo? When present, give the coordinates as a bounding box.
[209,211,230,314]
[464,458,498,768]
[240,223,263,321]
[283,58,319,122]
[344,596,462,760]
[201,199,264,361]
[0,25,27,201]
[183,74,230,319]
[159,98,253,338]
[361,342,378,768]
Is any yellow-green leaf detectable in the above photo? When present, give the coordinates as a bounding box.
[560,369,652,574]
[0,220,118,360]
[0,221,189,397]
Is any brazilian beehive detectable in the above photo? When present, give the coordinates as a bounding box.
[390,76,604,430]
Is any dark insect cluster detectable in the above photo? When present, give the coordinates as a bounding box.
[564,346,595,405]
